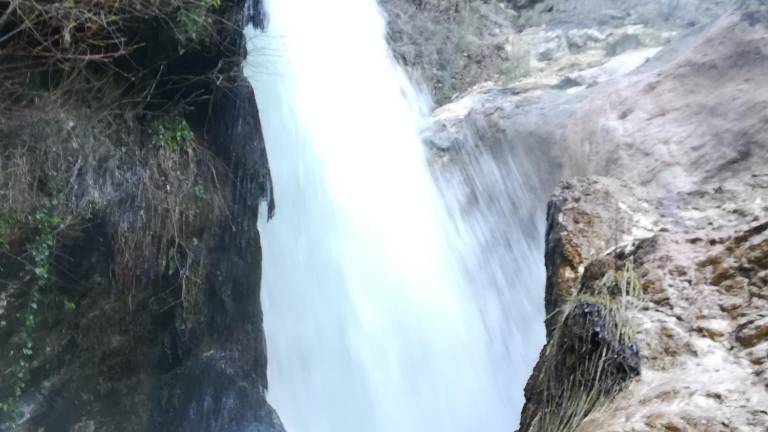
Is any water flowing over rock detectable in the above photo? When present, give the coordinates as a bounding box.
[416,2,768,430]
[2,0,767,428]
[246,0,526,430]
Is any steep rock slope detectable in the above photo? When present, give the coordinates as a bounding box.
[425,4,768,186]
[420,3,743,307]
[418,3,768,431]
[507,8,768,432]
[425,7,768,268]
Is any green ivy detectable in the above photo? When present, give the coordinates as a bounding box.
[0,211,25,252]
[194,182,205,201]
[0,203,67,421]
[0,221,9,251]
[152,116,195,154]
[176,0,222,43]
[63,298,76,313]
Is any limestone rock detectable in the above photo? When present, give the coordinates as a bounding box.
[419,4,768,431]
[520,176,768,431]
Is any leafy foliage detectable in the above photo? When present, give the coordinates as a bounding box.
[0,203,69,420]
[177,0,223,43]
[152,116,195,154]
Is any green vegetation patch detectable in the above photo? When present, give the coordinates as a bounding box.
[0,201,71,418]
[152,116,196,154]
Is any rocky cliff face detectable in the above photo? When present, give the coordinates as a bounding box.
[381,0,525,105]
[380,0,738,105]
[0,0,283,430]
[521,175,768,431]
[412,2,768,431]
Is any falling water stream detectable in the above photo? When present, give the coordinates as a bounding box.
[245,0,544,430]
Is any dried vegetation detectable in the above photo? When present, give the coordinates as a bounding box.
[527,259,642,432]
[0,0,252,421]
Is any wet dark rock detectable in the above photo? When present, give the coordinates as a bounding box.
[0,0,282,430]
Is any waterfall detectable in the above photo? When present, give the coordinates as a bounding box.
[244,0,541,430]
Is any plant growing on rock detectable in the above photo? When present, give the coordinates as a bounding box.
[527,258,642,432]
[0,203,70,420]
[0,0,276,430]
[152,115,196,154]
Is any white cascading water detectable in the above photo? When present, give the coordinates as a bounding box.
[245,0,543,430]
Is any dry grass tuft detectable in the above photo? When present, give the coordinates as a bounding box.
[0,0,248,298]
[529,260,642,432]
[0,87,230,311]
[0,0,244,115]
[0,0,261,423]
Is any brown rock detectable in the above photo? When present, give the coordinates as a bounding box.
[736,316,768,348]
